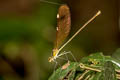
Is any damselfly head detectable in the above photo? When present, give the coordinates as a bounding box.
[48,49,59,62]
[48,56,54,62]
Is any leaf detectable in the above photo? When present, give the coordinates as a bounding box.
[49,52,120,80]
[80,52,105,66]
[112,48,120,60]
[67,69,76,80]
[48,62,78,80]
[112,48,120,65]
[100,61,117,80]
[90,72,102,80]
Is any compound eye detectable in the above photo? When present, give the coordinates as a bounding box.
[48,57,51,62]
[48,57,53,62]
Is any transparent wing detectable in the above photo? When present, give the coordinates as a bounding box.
[54,4,71,49]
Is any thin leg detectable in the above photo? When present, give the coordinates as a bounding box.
[61,51,68,60]
[57,57,68,61]
[64,51,69,61]
[57,51,77,62]
[57,51,70,57]
[68,51,77,62]
[56,51,69,61]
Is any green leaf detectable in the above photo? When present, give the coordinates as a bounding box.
[67,69,76,80]
[100,61,117,80]
[80,52,105,66]
[48,62,78,80]
[112,48,120,66]
[49,52,120,80]
[112,48,120,61]
[90,72,102,80]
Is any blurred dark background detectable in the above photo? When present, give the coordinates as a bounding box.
[0,0,120,80]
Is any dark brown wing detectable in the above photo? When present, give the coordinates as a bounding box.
[54,4,71,49]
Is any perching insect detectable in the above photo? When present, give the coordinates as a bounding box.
[48,4,101,63]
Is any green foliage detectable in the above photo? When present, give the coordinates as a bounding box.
[49,62,78,80]
[100,61,116,80]
[49,50,120,80]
